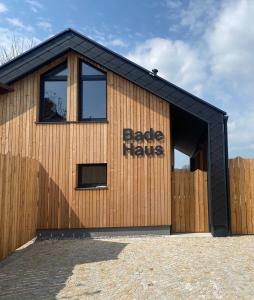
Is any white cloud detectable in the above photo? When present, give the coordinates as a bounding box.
[128,38,206,95]
[207,0,254,158]
[165,0,182,9]
[128,0,254,158]
[25,0,43,13]
[206,1,254,90]
[6,18,34,32]
[180,0,220,34]
[167,0,222,36]
[81,26,128,49]
[228,109,254,157]
[37,21,52,31]
[109,38,128,47]
[0,2,7,13]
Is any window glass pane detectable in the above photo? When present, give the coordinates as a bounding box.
[82,62,104,76]
[81,80,106,119]
[42,81,67,121]
[45,64,68,77]
[79,165,107,187]
[56,67,68,76]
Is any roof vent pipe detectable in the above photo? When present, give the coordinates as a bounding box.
[150,69,158,76]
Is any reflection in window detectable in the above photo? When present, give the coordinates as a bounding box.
[79,62,106,121]
[40,63,67,122]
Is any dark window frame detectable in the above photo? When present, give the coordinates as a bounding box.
[39,62,68,123]
[78,60,107,122]
[77,163,107,189]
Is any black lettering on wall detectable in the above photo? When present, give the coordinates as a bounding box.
[155,145,164,156]
[123,128,134,141]
[122,128,166,157]
[135,146,144,156]
[145,146,155,156]
[123,143,135,156]
[144,128,155,141]
[134,131,144,142]
[155,131,164,141]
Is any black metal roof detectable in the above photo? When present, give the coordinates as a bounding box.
[0,28,226,120]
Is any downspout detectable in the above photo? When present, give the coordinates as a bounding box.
[223,115,231,235]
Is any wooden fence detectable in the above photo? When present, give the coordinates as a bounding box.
[0,154,39,260]
[1,155,254,260]
[171,170,209,233]
[172,157,254,234]
[229,157,254,234]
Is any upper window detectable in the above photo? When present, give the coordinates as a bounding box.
[79,62,107,121]
[40,63,67,122]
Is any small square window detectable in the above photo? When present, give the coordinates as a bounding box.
[77,164,107,188]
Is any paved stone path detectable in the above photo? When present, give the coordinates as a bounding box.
[0,235,254,299]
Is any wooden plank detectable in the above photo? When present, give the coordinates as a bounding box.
[229,157,254,234]
[0,154,39,260]
[171,170,209,233]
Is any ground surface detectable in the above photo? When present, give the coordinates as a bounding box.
[0,235,254,299]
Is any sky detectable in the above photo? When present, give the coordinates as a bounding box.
[0,0,254,166]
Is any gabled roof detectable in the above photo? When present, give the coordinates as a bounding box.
[0,28,226,119]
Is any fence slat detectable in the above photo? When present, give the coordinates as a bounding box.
[171,170,209,233]
[229,157,254,234]
[0,154,38,260]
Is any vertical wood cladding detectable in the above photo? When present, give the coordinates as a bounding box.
[172,170,209,233]
[0,51,171,229]
[0,155,38,260]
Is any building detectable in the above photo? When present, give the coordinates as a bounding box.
[0,29,229,237]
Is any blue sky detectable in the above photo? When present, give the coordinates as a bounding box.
[0,0,254,166]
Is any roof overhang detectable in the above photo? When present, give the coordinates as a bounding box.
[171,105,208,156]
[0,82,13,95]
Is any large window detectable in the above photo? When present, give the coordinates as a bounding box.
[77,164,107,188]
[79,62,107,121]
[40,63,67,122]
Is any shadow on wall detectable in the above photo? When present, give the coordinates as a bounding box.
[37,163,78,229]
[0,239,127,299]
[37,160,92,229]
[0,153,88,261]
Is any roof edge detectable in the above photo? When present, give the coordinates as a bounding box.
[0,29,71,70]
[0,28,226,115]
[68,29,226,115]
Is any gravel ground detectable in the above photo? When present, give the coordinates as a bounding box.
[0,235,254,299]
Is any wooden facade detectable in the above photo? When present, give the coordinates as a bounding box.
[0,51,171,230]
